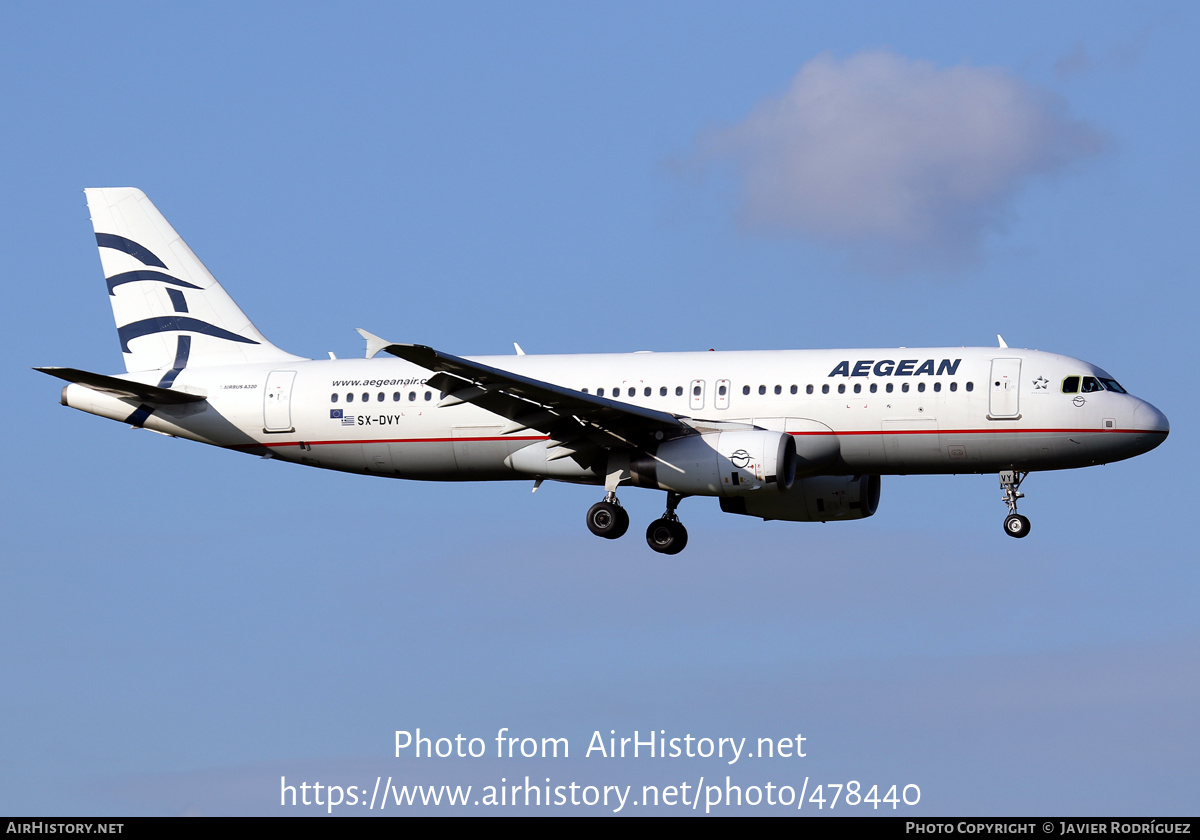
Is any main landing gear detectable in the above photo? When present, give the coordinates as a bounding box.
[646,492,688,555]
[586,491,629,540]
[585,490,689,554]
[1000,470,1031,539]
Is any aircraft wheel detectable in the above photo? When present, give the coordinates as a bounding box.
[612,505,630,539]
[646,518,688,555]
[587,501,628,539]
[1003,513,1031,539]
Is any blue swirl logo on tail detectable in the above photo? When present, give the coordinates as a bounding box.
[99,233,262,358]
[118,317,260,353]
[106,270,201,296]
[95,233,168,268]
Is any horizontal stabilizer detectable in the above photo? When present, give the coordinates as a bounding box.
[34,367,207,404]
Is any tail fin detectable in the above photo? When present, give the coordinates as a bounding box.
[85,188,305,375]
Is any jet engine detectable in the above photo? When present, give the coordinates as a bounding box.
[630,430,797,496]
[719,474,881,521]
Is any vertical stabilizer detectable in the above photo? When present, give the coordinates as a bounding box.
[85,188,305,375]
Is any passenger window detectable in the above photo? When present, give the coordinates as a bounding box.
[886,383,893,393]
[917,382,925,393]
[425,392,432,401]
[774,385,782,395]
[409,391,416,401]
[718,384,727,396]
[347,393,354,403]
[966,382,974,392]
[933,382,941,392]
[644,387,651,397]
[902,383,910,393]
[393,392,401,401]
[837,384,845,394]
[597,388,605,397]
[331,393,338,403]
[853,384,861,394]
[870,383,877,393]
[693,385,701,396]
[1062,376,1080,394]
[659,387,667,396]
[806,385,813,395]
[790,385,797,394]
[950,382,957,392]
[378,392,385,402]
[361,392,370,403]
[581,388,588,394]
[628,387,635,397]
[675,386,683,396]
[743,385,750,396]
[758,385,766,395]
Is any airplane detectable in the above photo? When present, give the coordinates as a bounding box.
[38,188,1170,554]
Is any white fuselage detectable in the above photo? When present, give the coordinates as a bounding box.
[61,345,1170,484]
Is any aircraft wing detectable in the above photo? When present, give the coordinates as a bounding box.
[34,367,207,405]
[359,333,690,457]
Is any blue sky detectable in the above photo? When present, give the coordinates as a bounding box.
[2,1,1197,815]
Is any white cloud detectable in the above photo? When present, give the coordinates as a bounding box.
[700,51,1107,271]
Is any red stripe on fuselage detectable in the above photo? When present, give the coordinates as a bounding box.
[229,428,1164,451]
[792,428,1163,436]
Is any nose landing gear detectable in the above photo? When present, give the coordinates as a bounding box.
[1000,470,1031,538]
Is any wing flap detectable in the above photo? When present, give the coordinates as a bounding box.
[359,333,689,450]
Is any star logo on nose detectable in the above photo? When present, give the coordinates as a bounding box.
[1033,376,1048,390]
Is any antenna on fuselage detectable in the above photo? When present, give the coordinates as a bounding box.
[997,335,1008,348]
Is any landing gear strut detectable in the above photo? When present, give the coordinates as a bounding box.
[586,491,629,539]
[1000,470,1031,539]
[646,492,688,555]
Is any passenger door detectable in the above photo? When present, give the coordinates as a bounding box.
[263,370,296,433]
[988,358,1021,419]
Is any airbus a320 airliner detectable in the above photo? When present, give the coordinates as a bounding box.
[39,189,1169,554]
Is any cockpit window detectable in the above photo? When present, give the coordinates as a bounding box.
[1100,378,1127,394]
[1062,376,1080,394]
[1081,376,1105,393]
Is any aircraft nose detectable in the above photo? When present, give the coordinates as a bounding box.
[1131,401,1169,456]
[1134,401,1170,435]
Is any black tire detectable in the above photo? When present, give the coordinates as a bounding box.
[665,524,688,555]
[612,505,630,539]
[1003,513,1031,539]
[646,518,688,555]
[587,501,627,539]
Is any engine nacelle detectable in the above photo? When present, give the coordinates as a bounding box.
[719,474,881,522]
[631,430,797,496]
